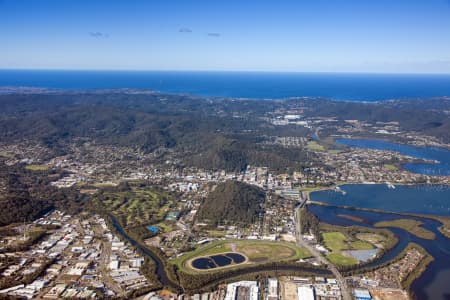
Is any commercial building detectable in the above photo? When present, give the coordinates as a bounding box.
[225,281,259,300]
[266,278,279,300]
[297,286,315,300]
[354,289,372,300]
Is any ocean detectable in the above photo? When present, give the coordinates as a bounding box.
[1,69,450,101]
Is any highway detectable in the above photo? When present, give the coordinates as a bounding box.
[294,207,352,300]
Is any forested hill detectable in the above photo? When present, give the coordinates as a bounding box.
[0,90,315,172]
[0,161,87,226]
[196,180,266,226]
[0,90,449,173]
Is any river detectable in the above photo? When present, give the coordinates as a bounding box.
[309,204,450,300]
[327,138,450,298]
[109,215,180,290]
[111,192,450,299]
[109,215,332,291]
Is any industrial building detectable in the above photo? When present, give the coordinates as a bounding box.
[297,286,315,300]
[266,278,279,300]
[354,289,372,300]
[225,281,259,300]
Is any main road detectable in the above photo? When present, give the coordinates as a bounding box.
[294,206,352,300]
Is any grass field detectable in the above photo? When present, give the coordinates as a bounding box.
[306,141,325,151]
[93,182,118,187]
[322,231,376,266]
[205,230,226,238]
[322,232,347,252]
[350,240,374,250]
[375,219,435,240]
[172,239,310,272]
[25,164,49,171]
[327,253,358,266]
[299,186,330,193]
[328,149,342,154]
[0,151,15,158]
[383,164,398,171]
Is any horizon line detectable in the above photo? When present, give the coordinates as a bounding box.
[1,68,450,76]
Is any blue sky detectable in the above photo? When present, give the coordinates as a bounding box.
[1,0,450,73]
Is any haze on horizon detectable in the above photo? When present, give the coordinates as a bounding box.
[2,0,450,74]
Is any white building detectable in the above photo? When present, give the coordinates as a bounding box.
[266,278,278,300]
[129,257,145,268]
[109,260,120,270]
[297,286,315,300]
[225,281,259,300]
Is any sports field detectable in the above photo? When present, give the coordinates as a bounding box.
[172,239,310,272]
[322,231,377,266]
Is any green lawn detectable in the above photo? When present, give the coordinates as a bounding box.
[322,232,347,252]
[322,231,375,266]
[171,240,234,269]
[306,141,325,151]
[299,186,330,193]
[350,240,374,250]
[25,164,49,171]
[171,239,310,272]
[206,230,226,238]
[327,253,358,266]
[328,149,342,154]
[384,164,398,171]
[0,151,15,158]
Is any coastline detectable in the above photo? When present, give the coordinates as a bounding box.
[2,71,450,101]
[308,200,450,237]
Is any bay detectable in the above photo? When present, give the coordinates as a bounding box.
[310,184,450,216]
[336,138,450,176]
